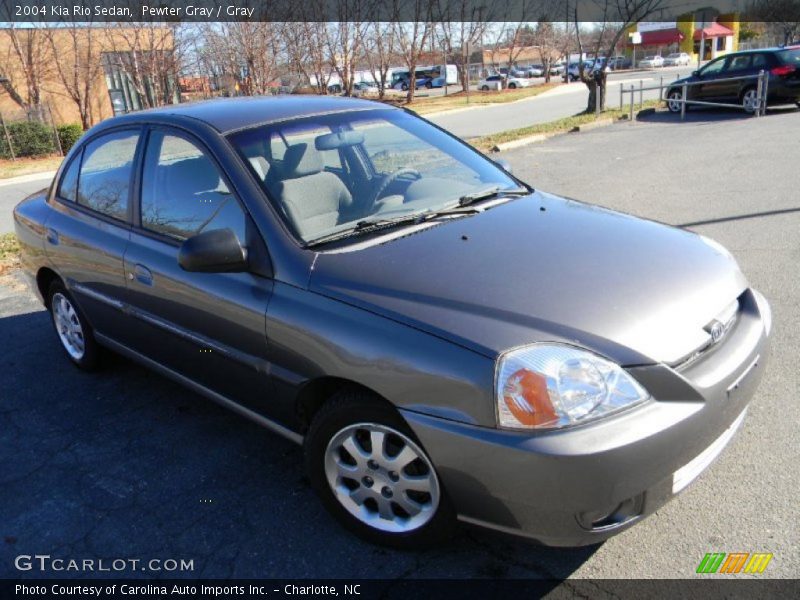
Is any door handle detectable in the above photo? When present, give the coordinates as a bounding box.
[45,228,59,245]
[132,264,153,286]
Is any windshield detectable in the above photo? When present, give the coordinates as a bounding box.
[228,108,522,244]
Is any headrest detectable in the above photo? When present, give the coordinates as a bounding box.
[166,157,220,198]
[315,130,365,151]
[283,143,324,178]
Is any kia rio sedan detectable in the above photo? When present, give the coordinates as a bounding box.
[14,97,771,548]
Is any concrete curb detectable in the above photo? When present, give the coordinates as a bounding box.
[491,133,551,152]
[0,170,57,188]
[570,117,615,132]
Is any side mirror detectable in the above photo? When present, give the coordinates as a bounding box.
[178,228,248,273]
[495,158,513,174]
[692,70,701,77]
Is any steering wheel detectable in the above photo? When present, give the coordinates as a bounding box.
[369,167,421,208]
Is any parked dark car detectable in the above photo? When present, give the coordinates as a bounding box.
[666,47,800,113]
[14,96,771,549]
[608,56,633,70]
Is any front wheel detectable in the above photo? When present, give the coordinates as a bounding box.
[47,281,100,370]
[304,391,456,548]
[425,82,432,89]
[508,82,517,89]
[667,90,684,113]
[481,85,489,91]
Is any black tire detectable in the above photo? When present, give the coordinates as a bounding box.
[508,82,517,89]
[425,81,432,89]
[481,85,489,91]
[304,390,456,549]
[740,86,759,114]
[47,280,100,370]
[401,83,409,91]
[666,90,684,113]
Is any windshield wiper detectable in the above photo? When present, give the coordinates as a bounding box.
[457,185,529,207]
[305,207,482,248]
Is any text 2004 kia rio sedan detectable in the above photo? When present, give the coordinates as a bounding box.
[14,97,771,548]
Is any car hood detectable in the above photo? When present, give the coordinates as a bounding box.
[309,192,748,366]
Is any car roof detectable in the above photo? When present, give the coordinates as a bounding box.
[111,96,396,134]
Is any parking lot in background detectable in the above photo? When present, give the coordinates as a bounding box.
[1,108,797,580]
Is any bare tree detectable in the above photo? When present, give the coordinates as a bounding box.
[326,20,370,97]
[283,22,334,94]
[748,0,800,44]
[44,23,105,129]
[102,23,183,109]
[434,1,492,93]
[1,25,50,119]
[200,23,282,96]
[359,22,399,99]
[532,20,565,83]
[393,0,435,103]
[573,0,667,112]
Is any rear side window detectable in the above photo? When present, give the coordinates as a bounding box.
[77,130,139,221]
[777,49,800,66]
[727,55,751,71]
[57,155,80,202]
[140,131,246,243]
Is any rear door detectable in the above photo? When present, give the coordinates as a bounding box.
[45,128,141,341]
[720,53,754,101]
[121,127,280,420]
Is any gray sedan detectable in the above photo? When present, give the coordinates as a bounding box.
[14,96,770,549]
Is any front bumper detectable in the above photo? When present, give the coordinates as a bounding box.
[401,289,770,546]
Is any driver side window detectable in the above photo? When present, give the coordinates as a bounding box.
[701,57,728,76]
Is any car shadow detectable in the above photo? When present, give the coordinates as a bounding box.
[637,104,799,124]
[0,298,599,581]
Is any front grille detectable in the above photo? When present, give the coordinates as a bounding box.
[675,296,742,370]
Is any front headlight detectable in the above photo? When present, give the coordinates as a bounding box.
[495,343,651,430]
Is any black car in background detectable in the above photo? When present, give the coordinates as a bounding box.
[666,46,800,113]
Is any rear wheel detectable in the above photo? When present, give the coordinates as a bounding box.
[47,281,99,370]
[304,391,456,548]
[741,87,759,114]
[481,85,489,91]
[508,82,517,89]
[425,81,432,89]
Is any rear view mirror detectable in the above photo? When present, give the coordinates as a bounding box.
[178,228,248,273]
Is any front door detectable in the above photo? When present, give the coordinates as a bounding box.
[121,128,280,421]
[694,56,731,102]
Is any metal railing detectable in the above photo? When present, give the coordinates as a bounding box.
[619,70,770,120]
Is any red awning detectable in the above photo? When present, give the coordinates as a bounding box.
[635,28,684,46]
[694,23,734,40]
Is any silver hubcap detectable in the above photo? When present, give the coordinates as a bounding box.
[668,92,682,112]
[52,292,85,360]
[324,423,440,533]
[743,90,758,112]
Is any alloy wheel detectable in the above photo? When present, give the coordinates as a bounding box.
[324,423,440,533]
[742,89,759,113]
[668,91,683,113]
[52,292,85,360]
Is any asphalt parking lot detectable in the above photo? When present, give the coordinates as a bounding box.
[1,107,797,580]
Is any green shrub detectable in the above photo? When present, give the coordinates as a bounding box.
[0,120,55,158]
[57,123,83,153]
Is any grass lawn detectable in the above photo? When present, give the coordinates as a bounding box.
[0,155,63,180]
[380,82,561,116]
[470,100,663,152]
[0,233,20,275]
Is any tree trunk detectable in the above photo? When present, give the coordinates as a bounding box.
[583,72,607,113]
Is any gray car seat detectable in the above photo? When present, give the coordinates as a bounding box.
[269,143,353,239]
